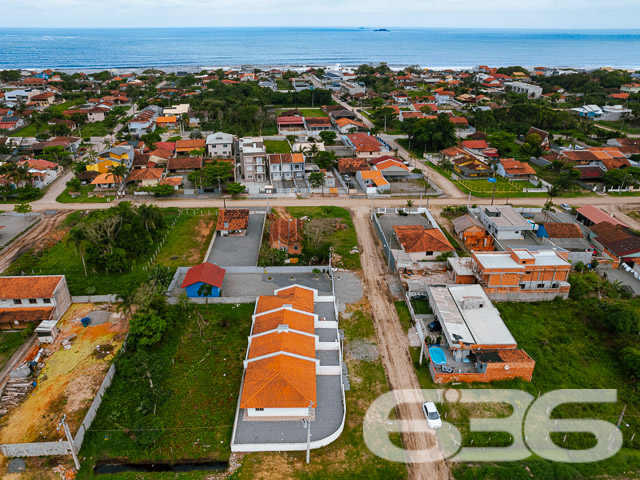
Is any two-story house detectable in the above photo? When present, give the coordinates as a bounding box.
[206,132,236,158]
[268,153,305,182]
[475,206,533,241]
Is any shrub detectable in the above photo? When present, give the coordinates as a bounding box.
[621,347,640,380]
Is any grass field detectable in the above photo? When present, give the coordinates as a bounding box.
[76,303,254,479]
[264,139,291,154]
[56,185,115,203]
[596,120,640,135]
[408,298,640,480]
[234,308,407,480]
[4,208,215,295]
[0,331,28,371]
[278,108,328,117]
[287,206,361,270]
[9,123,47,137]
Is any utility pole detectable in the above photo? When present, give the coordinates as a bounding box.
[58,415,80,470]
[617,404,627,428]
[305,401,313,463]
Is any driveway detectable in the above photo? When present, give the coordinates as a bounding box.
[207,213,265,267]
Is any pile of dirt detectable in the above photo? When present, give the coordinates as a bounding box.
[345,339,379,362]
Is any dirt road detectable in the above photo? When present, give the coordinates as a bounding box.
[0,211,69,273]
[351,207,452,480]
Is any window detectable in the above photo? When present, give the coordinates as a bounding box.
[13,299,22,305]
[520,284,526,289]
[43,298,51,304]
[537,283,544,289]
[525,270,532,275]
[293,246,299,251]
[425,251,433,256]
[255,408,264,411]
[29,299,37,304]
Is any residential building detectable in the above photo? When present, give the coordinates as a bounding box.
[526,127,550,149]
[163,104,191,116]
[128,106,161,137]
[575,205,626,228]
[305,117,333,132]
[87,145,134,174]
[268,153,305,181]
[3,89,42,104]
[239,137,267,183]
[451,156,492,178]
[504,81,543,99]
[343,133,388,159]
[181,262,226,297]
[621,83,640,94]
[216,209,250,236]
[393,225,454,261]
[126,168,164,187]
[374,158,410,179]
[496,158,536,181]
[337,157,369,174]
[86,107,108,123]
[475,206,533,240]
[464,249,571,301]
[175,139,205,156]
[355,170,389,194]
[335,118,366,134]
[156,116,178,130]
[91,173,121,189]
[277,115,305,133]
[270,218,304,254]
[166,157,203,174]
[206,132,236,158]
[426,284,535,384]
[452,214,495,252]
[589,222,640,268]
[0,275,71,330]
[536,223,594,266]
[237,285,341,418]
[340,81,365,96]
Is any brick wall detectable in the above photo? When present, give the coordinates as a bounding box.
[430,359,535,384]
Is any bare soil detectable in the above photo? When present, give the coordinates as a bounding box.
[351,206,452,480]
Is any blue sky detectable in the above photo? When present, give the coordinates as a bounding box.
[2,0,640,29]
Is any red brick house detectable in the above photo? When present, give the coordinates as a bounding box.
[270,218,304,254]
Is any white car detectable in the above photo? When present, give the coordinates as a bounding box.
[422,401,442,429]
[560,203,571,211]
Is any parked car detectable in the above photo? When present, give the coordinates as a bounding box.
[560,203,571,211]
[422,402,442,429]
[428,320,442,332]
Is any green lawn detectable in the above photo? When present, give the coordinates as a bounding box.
[264,139,291,154]
[277,108,327,117]
[394,301,413,333]
[77,303,254,479]
[4,209,214,295]
[0,331,29,371]
[409,298,640,480]
[596,120,640,135]
[77,122,110,137]
[287,206,361,269]
[56,185,115,203]
[9,123,47,137]
[234,309,407,480]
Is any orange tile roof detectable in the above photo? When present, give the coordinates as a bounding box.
[126,168,164,182]
[240,354,317,409]
[376,159,409,171]
[270,218,304,246]
[156,116,177,124]
[175,139,206,151]
[216,208,249,231]
[393,225,454,253]
[253,309,316,335]
[256,286,315,314]
[359,170,389,186]
[91,173,121,185]
[0,276,63,300]
[248,330,316,360]
[500,159,536,176]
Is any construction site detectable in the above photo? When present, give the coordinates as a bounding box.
[0,303,128,445]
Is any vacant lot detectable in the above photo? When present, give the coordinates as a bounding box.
[77,303,254,471]
[5,209,215,295]
[0,331,28,371]
[264,140,291,154]
[56,185,115,203]
[286,206,360,270]
[0,304,126,444]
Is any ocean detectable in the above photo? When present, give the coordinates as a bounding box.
[1,27,640,71]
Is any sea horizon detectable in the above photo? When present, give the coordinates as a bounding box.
[2,27,640,71]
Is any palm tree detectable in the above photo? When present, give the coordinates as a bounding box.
[108,164,128,186]
[543,201,554,222]
[67,227,88,276]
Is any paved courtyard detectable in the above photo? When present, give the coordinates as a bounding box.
[207,213,265,266]
[377,213,434,250]
[223,272,332,297]
[0,214,39,248]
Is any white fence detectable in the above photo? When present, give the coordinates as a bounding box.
[74,363,116,451]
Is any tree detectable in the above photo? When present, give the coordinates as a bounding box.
[197,283,214,312]
[542,201,554,222]
[189,129,203,139]
[13,203,32,214]
[116,291,135,319]
[50,123,71,136]
[591,302,640,335]
[41,145,72,166]
[621,347,640,380]
[319,130,337,145]
[66,177,82,192]
[406,113,457,152]
[108,164,129,185]
[603,167,640,189]
[129,310,168,347]
[226,182,246,195]
[148,265,173,291]
[308,171,325,195]
[151,184,174,197]
[313,150,337,170]
[521,133,543,157]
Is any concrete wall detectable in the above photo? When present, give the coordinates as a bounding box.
[429,357,535,384]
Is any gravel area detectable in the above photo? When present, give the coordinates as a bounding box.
[0,213,39,248]
[332,271,363,311]
[345,339,379,362]
[207,213,265,266]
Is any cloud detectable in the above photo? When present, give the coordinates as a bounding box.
[1,0,640,28]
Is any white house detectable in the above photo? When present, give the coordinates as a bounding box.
[504,82,543,99]
[206,132,236,158]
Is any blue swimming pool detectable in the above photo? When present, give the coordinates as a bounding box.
[429,346,447,365]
